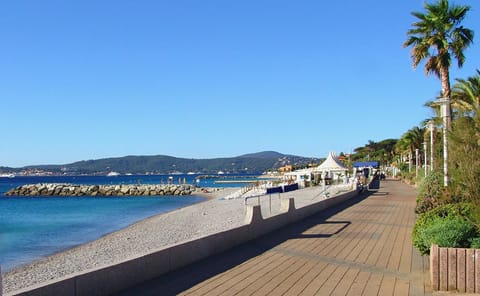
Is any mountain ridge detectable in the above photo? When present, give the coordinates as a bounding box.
[3,151,320,175]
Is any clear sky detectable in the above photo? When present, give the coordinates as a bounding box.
[1,0,479,167]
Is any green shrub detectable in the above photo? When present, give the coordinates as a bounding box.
[449,115,480,203]
[414,216,476,255]
[414,202,477,229]
[428,218,475,247]
[415,171,445,214]
[469,237,480,249]
[412,203,479,255]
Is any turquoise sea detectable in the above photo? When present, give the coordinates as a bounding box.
[0,174,256,272]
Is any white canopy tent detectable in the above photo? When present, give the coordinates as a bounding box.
[313,152,348,181]
[282,152,349,187]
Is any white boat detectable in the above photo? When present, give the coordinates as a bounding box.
[107,171,120,177]
[0,173,15,178]
[217,171,225,175]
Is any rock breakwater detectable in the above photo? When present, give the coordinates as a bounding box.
[5,183,195,197]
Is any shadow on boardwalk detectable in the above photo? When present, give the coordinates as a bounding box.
[119,180,430,295]
[118,192,373,296]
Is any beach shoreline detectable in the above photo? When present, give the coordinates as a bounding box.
[2,184,350,295]
[2,186,244,294]
[1,186,235,270]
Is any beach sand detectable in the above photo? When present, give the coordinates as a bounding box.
[2,184,351,294]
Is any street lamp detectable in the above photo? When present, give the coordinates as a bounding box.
[434,98,449,187]
[423,142,427,176]
[428,120,435,172]
[415,148,419,177]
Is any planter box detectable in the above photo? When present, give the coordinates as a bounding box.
[430,244,480,293]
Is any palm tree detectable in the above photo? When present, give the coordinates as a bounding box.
[403,0,474,129]
[452,70,480,116]
[393,137,408,170]
[399,127,426,173]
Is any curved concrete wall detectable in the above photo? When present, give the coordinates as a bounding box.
[8,189,358,296]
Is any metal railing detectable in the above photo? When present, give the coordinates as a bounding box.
[244,192,282,205]
[244,192,282,216]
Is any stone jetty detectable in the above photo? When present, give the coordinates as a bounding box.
[5,183,195,197]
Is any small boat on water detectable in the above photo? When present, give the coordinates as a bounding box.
[0,173,15,178]
[106,171,120,177]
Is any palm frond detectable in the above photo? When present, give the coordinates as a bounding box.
[403,0,473,109]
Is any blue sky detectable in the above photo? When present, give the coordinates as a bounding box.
[0,0,479,167]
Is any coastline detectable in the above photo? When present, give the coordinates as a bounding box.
[2,187,244,294]
[2,184,349,294]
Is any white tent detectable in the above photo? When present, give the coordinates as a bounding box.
[313,152,348,177]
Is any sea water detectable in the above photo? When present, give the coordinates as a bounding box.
[0,174,256,272]
[0,195,205,271]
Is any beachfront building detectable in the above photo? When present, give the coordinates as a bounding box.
[283,167,315,188]
[278,165,293,173]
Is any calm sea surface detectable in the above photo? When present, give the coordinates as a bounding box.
[0,174,256,271]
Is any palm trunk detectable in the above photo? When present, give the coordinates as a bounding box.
[441,67,452,129]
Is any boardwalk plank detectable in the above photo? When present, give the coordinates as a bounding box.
[119,180,429,296]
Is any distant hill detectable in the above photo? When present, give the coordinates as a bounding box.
[8,151,320,175]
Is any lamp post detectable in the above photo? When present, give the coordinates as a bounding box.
[423,142,427,176]
[415,148,419,177]
[408,152,412,173]
[428,120,434,172]
[436,98,449,187]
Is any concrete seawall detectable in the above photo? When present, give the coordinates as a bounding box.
[7,188,359,296]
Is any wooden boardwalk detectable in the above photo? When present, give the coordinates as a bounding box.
[119,179,431,295]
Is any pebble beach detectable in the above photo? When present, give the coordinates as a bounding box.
[2,184,352,295]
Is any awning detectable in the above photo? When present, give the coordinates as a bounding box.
[353,161,379,168]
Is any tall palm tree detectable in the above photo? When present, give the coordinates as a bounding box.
[452,70,480,116]
[404,0,474,129]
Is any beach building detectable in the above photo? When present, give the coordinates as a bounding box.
[283,167,314,188]
[278,165,293,173]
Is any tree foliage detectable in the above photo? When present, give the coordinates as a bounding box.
[449,114,480,202]
[404,0,474,128]
[351,139,397,166]
[452,69,480,116]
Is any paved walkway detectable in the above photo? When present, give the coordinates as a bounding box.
[119,179,431,295]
